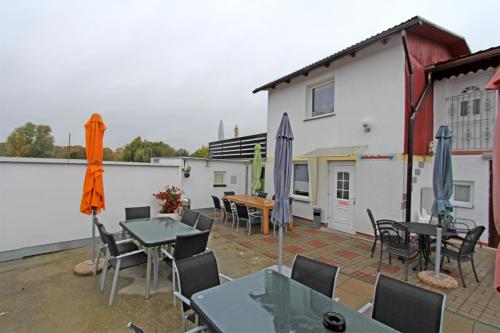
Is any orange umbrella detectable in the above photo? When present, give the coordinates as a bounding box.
[80,113,106,215]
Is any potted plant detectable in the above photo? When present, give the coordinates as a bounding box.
[153,185,183,220]
[182,166,191,178]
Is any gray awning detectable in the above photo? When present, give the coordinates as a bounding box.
[301,145,367,158]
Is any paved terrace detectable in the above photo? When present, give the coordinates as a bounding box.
[0,211,499,333]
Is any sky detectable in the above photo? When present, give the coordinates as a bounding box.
[1,0,499,151]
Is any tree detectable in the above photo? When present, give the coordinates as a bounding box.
[53,145,86,159]
[5,122,55,157]
[176,148,190,157]
[122,136,178,162]
[190,145,209,158]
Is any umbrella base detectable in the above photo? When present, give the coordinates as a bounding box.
[418,271,458,289]
[73,259,105,276]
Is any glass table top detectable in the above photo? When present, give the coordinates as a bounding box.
[191,270,396,333]
[119,217,200,246]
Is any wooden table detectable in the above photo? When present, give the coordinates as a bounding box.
[224,195,292,235]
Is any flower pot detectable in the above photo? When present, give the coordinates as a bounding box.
[157,212,179,221]
[184,173,190,178]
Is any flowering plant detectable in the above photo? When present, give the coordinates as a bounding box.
[153,185,184,214]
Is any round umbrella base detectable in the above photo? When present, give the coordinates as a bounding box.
[73,259,105,276]
[418,271,458,289]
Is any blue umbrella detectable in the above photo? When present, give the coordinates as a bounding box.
[431,125,454,278]
[271,113,294,272]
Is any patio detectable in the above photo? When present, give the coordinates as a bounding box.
[0,210,499,333]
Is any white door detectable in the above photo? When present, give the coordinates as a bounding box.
[329,163,355,234]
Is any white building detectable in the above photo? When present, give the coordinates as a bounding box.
[253,16,498,245]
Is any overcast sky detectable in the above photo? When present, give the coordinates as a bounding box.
[1,0,499,151]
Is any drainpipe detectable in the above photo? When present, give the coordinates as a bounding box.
[402,30,433,222]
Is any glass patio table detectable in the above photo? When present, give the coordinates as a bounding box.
[119,217,200,298]
[191,269,397,333]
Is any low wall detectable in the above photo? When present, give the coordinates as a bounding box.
[0,157,180,261]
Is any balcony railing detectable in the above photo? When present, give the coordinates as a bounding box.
[208,133,267,160]
[446,90,497,151]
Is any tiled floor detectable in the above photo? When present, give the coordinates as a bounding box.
[0,211,499,332]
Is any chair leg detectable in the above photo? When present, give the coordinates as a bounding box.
[370,239,376,258]
[172,265,177,306]
[378,249,383,272]
[109,259,121,306]
[100,250,110,291]
[471,256,480,283]
[458,260,466,288]
[94,247,102,276]
[389,253,392,265]
[405,256,409,281]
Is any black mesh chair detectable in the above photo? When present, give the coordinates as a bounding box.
[221,198,236,225]
[125,206,150,220]
[181,209,200,228]
[99,227,148,306]
[235,203,262,236]
[359,274,446,333]
[291,255,339,299]
[377,221,417,281]
[162,231,210,305]
[439,226,485,287]
[211,196,223,220]
[366,209,380,258]
[256,192,268,198]
[174,251,233,332]
[94,220,138,277]
[223,191,235,196]
[196,214,214,232]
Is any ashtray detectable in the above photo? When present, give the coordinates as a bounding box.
[322,312,346,332]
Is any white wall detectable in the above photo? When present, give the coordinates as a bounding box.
[179,159,249,209]
[0,158,180,253]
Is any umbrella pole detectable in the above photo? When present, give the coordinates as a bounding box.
[278,224,283,274]
[434,216,443,279]
[91,209,96,265]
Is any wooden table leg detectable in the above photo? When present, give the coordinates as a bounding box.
[263,207,269,234]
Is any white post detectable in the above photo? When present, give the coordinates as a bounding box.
[278,225,283,274]
[434,226,442,278]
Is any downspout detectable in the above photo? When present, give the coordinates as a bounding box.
[402,29,433,222]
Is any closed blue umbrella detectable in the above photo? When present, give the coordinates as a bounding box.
[431,125,454,278]
[271,113,294,272]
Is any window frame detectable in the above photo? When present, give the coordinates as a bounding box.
[452,181,474,209]
[213,171,227,187]
[291,162,310,201]
[305,78,335,120]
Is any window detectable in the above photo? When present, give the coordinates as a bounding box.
[453,181,474,208]
[460,100,468,116]
[213,171,226,187]
[293,163,309,197]
[472,98,481,115]
[336,172,350,200]
[312,81,335,117]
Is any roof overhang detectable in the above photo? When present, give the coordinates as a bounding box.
[300,145,367,158]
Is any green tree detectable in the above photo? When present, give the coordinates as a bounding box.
[53,145,86,159]
[122,137,178,162]
[5,122,55,157]
[190,145,209,158]
[0,142,6,156]
[176,148,190,157]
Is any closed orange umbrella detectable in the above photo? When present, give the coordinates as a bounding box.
[74,113,106,276]
[80,113,106,214]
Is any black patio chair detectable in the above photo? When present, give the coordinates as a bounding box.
[377,221,417,281]
[221,198,236,226]
[256,192,268,198]
[94,220,138,277]
[180,209,199,228]
[366,209,380,257]
[162,231,210,305]
[123,206,151,238]
[439,226,485,288]
[359,274,446,333]
[211,195,223,220]
[99,227,148,306]
[196,214,214,232]
[174,251,233,332]
[291,255,339,299]
[235,203,262,236]
[223,191,235,196]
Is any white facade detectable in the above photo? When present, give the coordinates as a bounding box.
[152,157,250,210]
[264,37,408,236]
[0,157,180,259]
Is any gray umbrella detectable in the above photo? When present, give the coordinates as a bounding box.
[431,125,454,278]
[271,113,294,273]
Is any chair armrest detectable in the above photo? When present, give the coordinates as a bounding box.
[334,297,340,302]
[161,248,173,260]
[185,326,208,333]
[174,291,190,306]
[127,322,144,333]
[442,239,461,249]
[358,302,373,314]
[116,238,136,244]
[117,249,146,259]
[219,273,234,281]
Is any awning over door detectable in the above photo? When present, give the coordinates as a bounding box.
[301,145,367,158]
